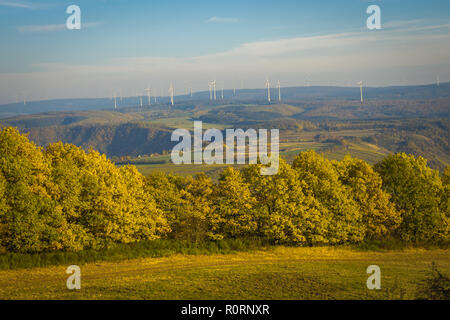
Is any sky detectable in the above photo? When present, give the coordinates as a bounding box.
[0,0,449,104]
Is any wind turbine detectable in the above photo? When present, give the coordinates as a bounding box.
[213,80,216,100]
[145,87,152,106]
[208,81,213,101]
[277,80,281,102]
[190,87,192,98]
[113,93,117,110]
[266,78,271,103]
[139,95,143,110]
[134,91,139,106]
[357,81,364,103]
[437,75,440,86]
[221,87,224,100]
[169,82,174,106]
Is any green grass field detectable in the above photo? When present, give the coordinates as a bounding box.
[0,247,448,300]
[130,136,388,177]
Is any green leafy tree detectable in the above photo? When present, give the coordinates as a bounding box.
[336,156,401,239]
[0,127,64,252]
[211,167,258,239]
[45,142,170,249]
[242,158,329,244]
[0,171,8,250]
[119,165,170,241]
[292,151,364,244]
[442,166,450,219]
[44,142,92,250]
[375,153,448,242]
[145,172,188,239]
[181,173,216,241]
[146,172,215,241]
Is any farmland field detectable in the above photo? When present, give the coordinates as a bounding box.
[0,247,448,300]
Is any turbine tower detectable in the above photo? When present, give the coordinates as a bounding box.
[145,87,152,106]
[113,93,117,110]
[266,79,271,103]
[135,91,139,106]
[221,87,224,100]
[357,81,364,103]
[277,80,281,102]
[213,80,216,100]
[169,82,174,106]
[208,81,213,101]
[139,95,143,110]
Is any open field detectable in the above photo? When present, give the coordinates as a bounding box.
[148,116,232,130]
[128,130,390,177]
[0,247,448,300]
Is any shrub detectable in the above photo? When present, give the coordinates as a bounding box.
[416,262,450,300]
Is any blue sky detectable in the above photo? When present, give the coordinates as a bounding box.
[0,0,449,103]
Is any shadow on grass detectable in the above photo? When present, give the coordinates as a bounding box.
[0,238,268,271]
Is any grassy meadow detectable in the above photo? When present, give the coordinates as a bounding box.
[0,246,448,300]
[130,133,389,178]
[0,104,448,301]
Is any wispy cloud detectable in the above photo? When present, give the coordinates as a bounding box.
[206,16,238,23]
[383,19,450,33]
[0,0,35,9]
[2,22,449,102]
[18,24,66,32]
[17,22,102,33]
[25,26,450,78]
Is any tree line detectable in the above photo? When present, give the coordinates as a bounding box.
[0,126,448,253]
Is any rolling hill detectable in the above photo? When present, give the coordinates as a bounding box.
[0,83,449,171]
[1,82,449,119]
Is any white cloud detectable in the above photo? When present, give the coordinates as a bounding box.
[0,0,35,9]
[17,22,102,33]
[206,16,238,23]
[18,24,66,32]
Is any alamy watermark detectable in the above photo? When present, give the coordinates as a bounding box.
[64,4,380,31]
[66,265,81,290]
[366,265,381,290]
[171,121,279,175]
[367,5,382,30]
[66,5,81,30]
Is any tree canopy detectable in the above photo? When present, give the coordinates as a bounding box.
[0,126,448,253]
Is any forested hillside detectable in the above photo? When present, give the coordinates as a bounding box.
[25,123,174,157]
[1,93,449,171]
[0,127,448,253]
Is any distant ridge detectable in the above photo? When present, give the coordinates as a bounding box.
[1,83,449,118]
